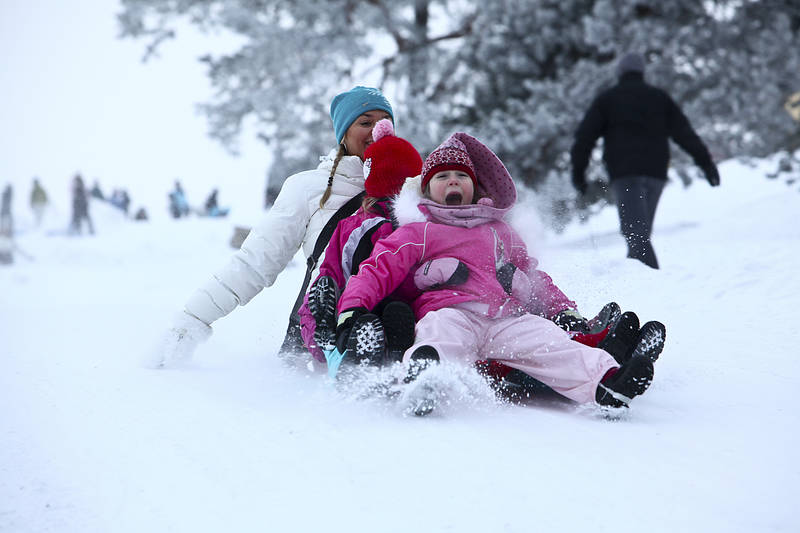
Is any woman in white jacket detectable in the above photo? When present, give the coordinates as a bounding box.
[155,86,394,367]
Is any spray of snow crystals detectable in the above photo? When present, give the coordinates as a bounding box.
[334,361,501,417]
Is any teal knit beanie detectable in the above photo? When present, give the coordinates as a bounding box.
[330,86,393,144]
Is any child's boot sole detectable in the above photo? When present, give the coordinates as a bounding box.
[629,321,666,363]
[346,314,385,365]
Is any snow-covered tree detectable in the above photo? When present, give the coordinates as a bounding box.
[118,0,478,195]
[118,0,800,227]
[453,0,800,227]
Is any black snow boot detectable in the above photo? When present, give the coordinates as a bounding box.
[403,345,440,384]
[587,302,622,335]
[309,275,340,350]
[403,345,441,417]
[345,313,386,365]
[598,311,640,365]
[381,301,416,365]
[628,321,666,363]
[493,369,557,403]
[595,355,654,408]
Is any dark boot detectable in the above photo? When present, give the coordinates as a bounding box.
[403,345,440,384]
[381,301,416,364]
[491,368,556,403]
[403,345,441,417]
[598,311,640,365]
[629,321,666,363]
[309,276,339,350]
[596,356,654,408]
[587,302,622,335]
[345,313,385,365]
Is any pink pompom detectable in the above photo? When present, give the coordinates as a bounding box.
[371,118,394,142]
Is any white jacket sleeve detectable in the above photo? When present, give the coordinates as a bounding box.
[184,173,312,325]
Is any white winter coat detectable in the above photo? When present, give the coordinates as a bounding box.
[184,150,366,326]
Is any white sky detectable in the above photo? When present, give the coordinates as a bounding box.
[0,0,269,220]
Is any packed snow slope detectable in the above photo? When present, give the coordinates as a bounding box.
[2,158,799,533]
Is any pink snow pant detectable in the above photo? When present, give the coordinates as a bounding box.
[404,307,620,405]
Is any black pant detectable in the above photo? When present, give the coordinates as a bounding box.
[610,176,665,269]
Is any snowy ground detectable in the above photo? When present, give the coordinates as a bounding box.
[2,159,799,532]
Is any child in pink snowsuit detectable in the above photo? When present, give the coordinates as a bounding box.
[336,132,655,407]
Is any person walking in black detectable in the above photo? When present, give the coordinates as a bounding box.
[570,52,720,269]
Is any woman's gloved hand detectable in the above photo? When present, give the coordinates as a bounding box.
[147,311,212,368]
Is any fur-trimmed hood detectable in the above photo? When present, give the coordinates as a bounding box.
[392,176,427,226]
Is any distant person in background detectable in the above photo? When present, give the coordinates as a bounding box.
[119,189,130,215]
[133,207,149,221]
[90,180,104,200]
[69,174,94,235]
[30,178,49,227]
[570,52,720,269]
[0,184,12,265]
[169,180,190,218]
[110,189,131,215]
[202,188,229,217]
[110,189,121,209]
[203,188,219,215]
[1,184,13,237]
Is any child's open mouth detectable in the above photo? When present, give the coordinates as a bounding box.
[445,192,463,205]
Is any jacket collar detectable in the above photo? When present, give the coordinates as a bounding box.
[618,71,645,83]
[318,148,365,179]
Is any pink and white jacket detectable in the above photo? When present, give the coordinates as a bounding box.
[338,133,575,322]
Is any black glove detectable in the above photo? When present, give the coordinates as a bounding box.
[702,163,720,187]
[335,307,368,352]
[553,309,590,334]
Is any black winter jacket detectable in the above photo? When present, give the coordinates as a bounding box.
[570,72,713,188]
